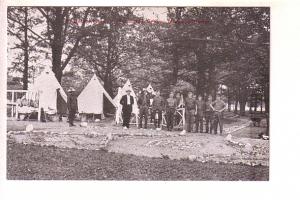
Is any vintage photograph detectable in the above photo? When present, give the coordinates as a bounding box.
[6,6,270,180]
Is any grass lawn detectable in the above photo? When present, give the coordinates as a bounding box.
[7,141,269,181]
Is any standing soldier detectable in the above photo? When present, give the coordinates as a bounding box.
[166,92,176,131]
[185,91,196,133]
[195,95,205,133]
[120,88,134,129]
[210,95,227,134]
[152,90,165,131]
[67,88,78,127]
[137,89,150,129]
[204,95,213,133]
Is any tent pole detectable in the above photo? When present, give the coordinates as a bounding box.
[11,91,15,117]
[182,108,185,130]
[37,91,41,121]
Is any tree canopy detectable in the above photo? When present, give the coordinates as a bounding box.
[7,6,270,115]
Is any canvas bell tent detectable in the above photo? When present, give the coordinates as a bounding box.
[27,67,67,120]
[77,74,116,115]
[146,84,156,95]
[113,79,138,125]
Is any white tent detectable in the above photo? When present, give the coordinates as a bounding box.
[113,79,139,124]
[78,74,116,114]
[146,84,156,95]
[146,83,156,105]
[28,67,67,119]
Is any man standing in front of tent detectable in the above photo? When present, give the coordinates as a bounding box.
[120,88,134,129]
[137,89,151,129]
[67,88,78,127]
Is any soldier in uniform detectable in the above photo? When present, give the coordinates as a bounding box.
[195,95,205,133]
[67,88,78,127]
[210,95,227,134]
[152,90,165,131]
[204,95,213,133]
[137,89,151,129]
[166,92,176,131]
[185,91,196,133]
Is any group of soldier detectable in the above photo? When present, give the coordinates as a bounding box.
[66,85,227,134]
[120,88,227,134]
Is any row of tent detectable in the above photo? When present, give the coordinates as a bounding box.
[26,68,156,122]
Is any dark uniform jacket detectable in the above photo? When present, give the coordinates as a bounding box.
[185,97,196,111]
[120,95,134,112]
[205,100,213,112]
[195,100,205,116]
[57,89,67,114]
[137,94,151,108]
[67,94,78,113]
[152,96,165,111]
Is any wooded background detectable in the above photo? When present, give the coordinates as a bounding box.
[7,7,270,115]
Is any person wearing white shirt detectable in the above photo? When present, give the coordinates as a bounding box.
[120,89,134,129]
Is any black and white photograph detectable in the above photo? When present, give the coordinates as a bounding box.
[5,6,271,181]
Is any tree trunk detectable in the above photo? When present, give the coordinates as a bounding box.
[264,84,269,114]
[234,89,238,113]
[254,93,258,112]
[103,72,114,114]
[234,100,238,113]
[239,87,248,116]
[195,51,205,97]
[227,87,231,111]
[22,7,29,90]
[260,95,263,113]
[51,8,65,83]
[103,29,115,114]
[239,100,246,116]
[172,45,179,85]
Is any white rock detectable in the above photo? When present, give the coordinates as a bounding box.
[95,119,100,122]
[179,130,186,136]
[80,122,88,127]
[232,141,239,145]
[25,124,34,132]
[106,132,112,140]
[188,155,197,161]
[262,135,269,140]
[225,134,232,141]
[244,143,253,152]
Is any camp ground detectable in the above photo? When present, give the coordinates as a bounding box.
[6,6,270,181]
[6,68,269,180]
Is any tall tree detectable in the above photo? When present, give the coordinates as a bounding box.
[7,7,42,89]
[37,7,91,82]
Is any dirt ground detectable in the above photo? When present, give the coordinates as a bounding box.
[7,141,269,180]
[7,115,269,166]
